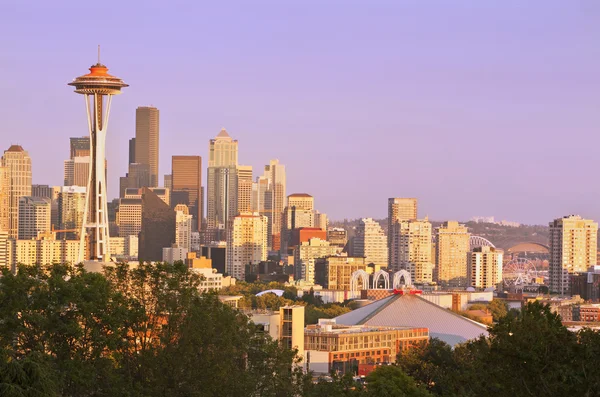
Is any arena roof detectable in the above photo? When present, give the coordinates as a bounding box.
[507,242,549,253]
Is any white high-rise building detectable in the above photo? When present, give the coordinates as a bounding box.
[435,221,470,287]
[549,215,598,295]
[18,196,51,240]
[0,166,9,232]
[388,198,417,267]
[1,145,32,238]
[468,246,503,289]
[353,218,388,266]
[261,160,286,249]
[226,212,268,280]
[175,204,193,250]
[294,237,338,281]
[390,218,433,283]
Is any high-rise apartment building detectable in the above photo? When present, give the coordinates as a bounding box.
[288,193,314,211]
[435,221,470,287]
[207,129,239,238]
[18,196,51,240]
[175,204,192,250]
[0,167,9,232]
[390,218,433,283]
[388,198,417,266]
[0,230,9,269]
[294,237,338,281]
[549,215,598,295]
[2,145,32,238]
[353,218,388,266]
[135,106,160,187]
[226,212,268,280]
[237,165,253,213]
[314,211,328,231]
[171,156,202,231]
[468,246,503,289]
[282,194,315,255]
[57,186,86,240]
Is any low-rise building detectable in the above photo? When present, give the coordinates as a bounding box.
[315,255,367,290]
[304,319,428,374]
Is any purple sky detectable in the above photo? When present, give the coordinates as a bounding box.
[1,1,600,224]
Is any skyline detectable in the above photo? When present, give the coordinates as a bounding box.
[2,1,600,224]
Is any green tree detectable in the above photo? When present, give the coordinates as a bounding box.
[365,365,431,397]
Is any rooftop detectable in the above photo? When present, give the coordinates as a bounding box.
[6,145,25,152]
[289,193,313,198]
[305,323,421,336]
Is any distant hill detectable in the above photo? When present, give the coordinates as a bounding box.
[329,219,550,250]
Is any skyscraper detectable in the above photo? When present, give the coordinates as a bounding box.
[18,196,51,240]
[435,221,470,287]
[57,186,87,240]
[175,204,192,250]
[388,198,417,267]
[135,106,160,187]
[1,145,32,238]
[390,218,433,283]
[281,193,315,255]
[0,167,10,232]
[237,165,253,213]
[226,212,268,280]
[468,246,503,289]
[353,218,388,266]
[207,129,238,237]
[172,155,202,231]
[31,185,52,199]
[68,55,128,261]
[549,215,598,295]
[128,137,136,164]
[139,187,176,262]
[261,159,286,249]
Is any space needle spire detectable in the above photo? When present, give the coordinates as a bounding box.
[68,49,128,262]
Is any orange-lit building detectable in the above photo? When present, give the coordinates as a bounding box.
[304,319,428,374]
[290,227,327,248]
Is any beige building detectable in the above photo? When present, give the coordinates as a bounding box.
[0,230,10,269]
[171,155,202,230]
[314,210,328,231]
[261,160,286,249]
[294,238,339,283]
[353,218,387,266]
[435,221,470,287]
[135,106,160,187]
[2,145,32,238]
[468,246,503,289]
[315,256,367,290]
[11,232,80,268]
[0,166,9,232]
[288,193,314,211]
[226,212,268,280]
[388,198,417,267]
[391,218,433,283]
[18,196,51,240]
[549,215,598,294]
[207,129,239,235]
[175,204,192,250]
[64,156,90,187]
[248,305,305,360]
[57,186,86,239]
[237,165,253,213]
[117,188,169,238]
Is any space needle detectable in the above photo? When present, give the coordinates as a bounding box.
[68,48,128,262]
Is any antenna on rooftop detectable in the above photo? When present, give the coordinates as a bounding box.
[98,45,101,64]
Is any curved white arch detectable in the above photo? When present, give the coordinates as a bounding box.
[469,236,495,251]
[393,270,412,288]
[350,270,369,292]
[372,270,390,290]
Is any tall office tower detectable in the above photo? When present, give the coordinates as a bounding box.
[391,218,433,283]
[388,198,418,267]
[119,163,150,197]
[139,188,176,262]
[1,145,32,238]
[0,167,9,232]
[468,246,503,289]
[353,218,388,266]
[262,160,286,249]
[237,165,253,213]
[174,204,192,250]
[172,156,202,231]
[164,174,172,190]
[135,106,159,187]
[18,196,51,240]
[117,187,168,238]
[281,194,315,255]
[57,186,86,240]
[31,185,52,199]
[70,137,90,158]
[128,138,136,164]
[68,55,128,262]
[435,221,470,287]
[64,156,91,187]
[226,212,268,280]
[207,129,239,237]
[549,215,598,295]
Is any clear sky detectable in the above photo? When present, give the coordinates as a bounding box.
[1,0,599,224]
